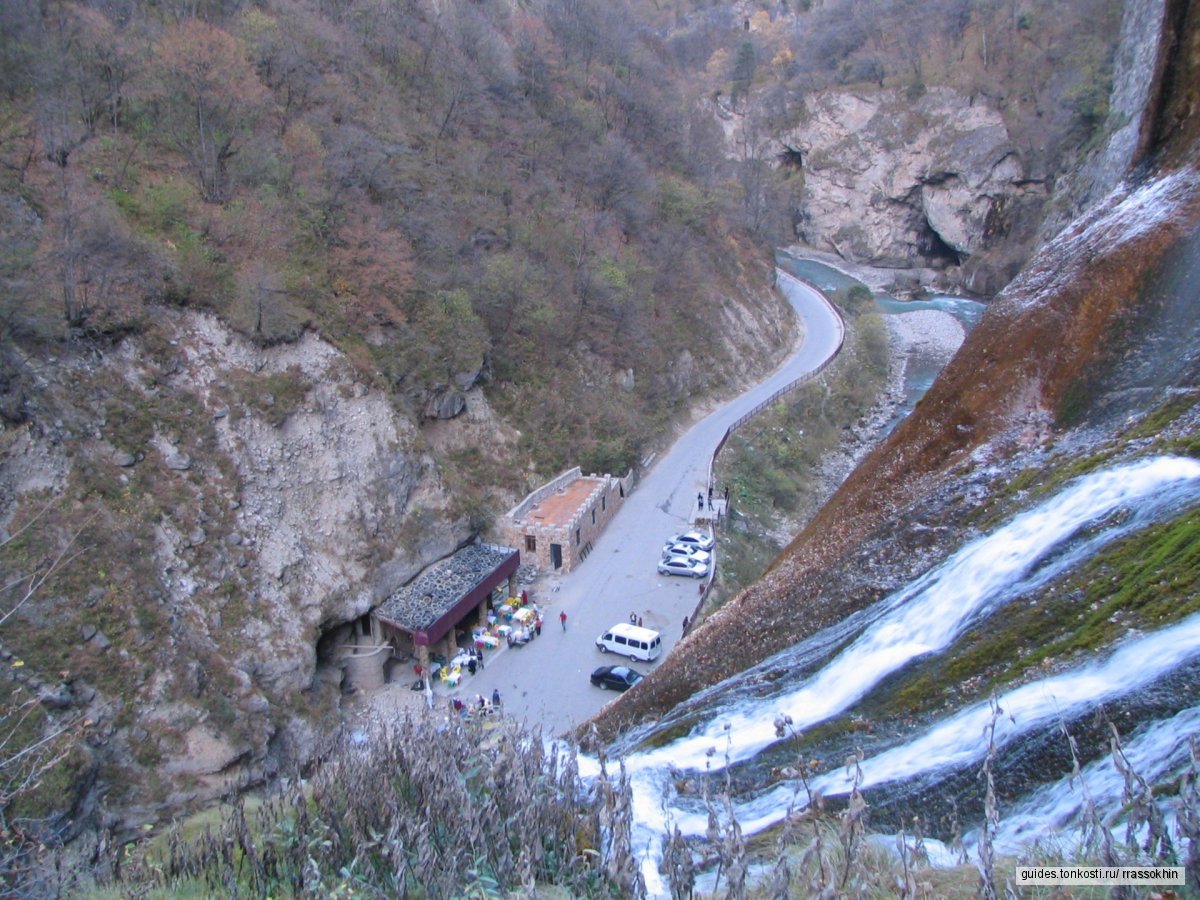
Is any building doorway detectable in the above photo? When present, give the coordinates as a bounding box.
[550,543,562,569]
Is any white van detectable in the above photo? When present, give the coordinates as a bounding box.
[596,623,662,662]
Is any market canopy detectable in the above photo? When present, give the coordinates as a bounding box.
[375,543,520,647]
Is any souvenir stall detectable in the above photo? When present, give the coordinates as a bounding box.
[478,595,542,648]
[372,543,521,693]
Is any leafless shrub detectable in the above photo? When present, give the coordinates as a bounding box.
[1176,738,1200,889]
[1063,718,1122,876]
[1109,718,1176,863]
[977,699,1002,900]
[661,714,879,899]
[594,742,643,896]
[837,747,868,892]
[892,817,926,898]
[697,732,748,899]
[662,822,696,899]
[0,507,91,896]
[117,712,627,897]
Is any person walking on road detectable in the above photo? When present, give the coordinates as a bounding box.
[492,688,502,708]
[560,610,568,631]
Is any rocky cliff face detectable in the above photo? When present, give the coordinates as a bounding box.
[1039,0,1169,240]
[0,309,484,833]
[763,86,1048,294]
[0,259,791,836]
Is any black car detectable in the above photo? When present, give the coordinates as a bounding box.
[590,665,643,691]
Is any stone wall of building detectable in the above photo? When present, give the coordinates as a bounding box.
[556,474,621,570]
[499,471,630,573]
[506,467,583,520]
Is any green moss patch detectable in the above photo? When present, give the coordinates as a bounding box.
[876,505,1200,720]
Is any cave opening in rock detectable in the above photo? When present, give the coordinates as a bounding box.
[314,618,357,695]
[917,217,964,267]
[778,146,805,171]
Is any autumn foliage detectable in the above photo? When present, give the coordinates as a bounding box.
[0,0,793,477]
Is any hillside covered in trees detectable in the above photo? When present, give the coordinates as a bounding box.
[0,0,1141,889]
[0,0,804,865]
[0,0,801,480]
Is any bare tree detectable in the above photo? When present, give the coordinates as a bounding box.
[148,20,270,203]
[0,505,89,895]
[34,4,104,326]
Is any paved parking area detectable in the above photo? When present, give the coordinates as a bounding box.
[349,272,840,738]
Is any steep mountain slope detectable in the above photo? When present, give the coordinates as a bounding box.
[640,0,1130,294]
[0,0,799,839]
[0,0,1176,862]
[589,0,1200,748]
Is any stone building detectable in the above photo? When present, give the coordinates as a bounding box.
[498,467,629,574]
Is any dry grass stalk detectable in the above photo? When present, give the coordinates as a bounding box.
[115,712,626,897]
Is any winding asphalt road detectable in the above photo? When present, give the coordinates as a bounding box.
[458,272,843,736]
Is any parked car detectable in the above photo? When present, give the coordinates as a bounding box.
[590,665,643,691]
[657,556,709,578]
[596,623,662,661]
[662,543,711,564]
[667,530,715,551]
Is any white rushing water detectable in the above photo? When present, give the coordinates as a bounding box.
[617,456,1200,896]
[716,611,1200,837]
[987,703,1200,855]
[628,456,1200,777]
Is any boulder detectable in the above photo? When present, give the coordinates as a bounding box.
[425,388,467,420]
[163,727,246,778]
[89,630,112,651]
[166,451,191,471]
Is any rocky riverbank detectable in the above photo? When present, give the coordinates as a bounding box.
[810,304,967,531]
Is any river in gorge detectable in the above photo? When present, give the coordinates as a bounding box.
[775,249,986,434]
[582,455,1200,895]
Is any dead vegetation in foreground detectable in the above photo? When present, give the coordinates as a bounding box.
[9,703,1195,898]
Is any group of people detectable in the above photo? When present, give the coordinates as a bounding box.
[415,587,575,720]
[628,611,644,628]
[450,688,503,719]
[697,483,732,511]
[498,590,545,646]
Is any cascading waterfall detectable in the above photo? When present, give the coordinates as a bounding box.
[699,611,1200,837]
[628,456,1200,774]
[608,456,1200,896]
[987,702,1200,855]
